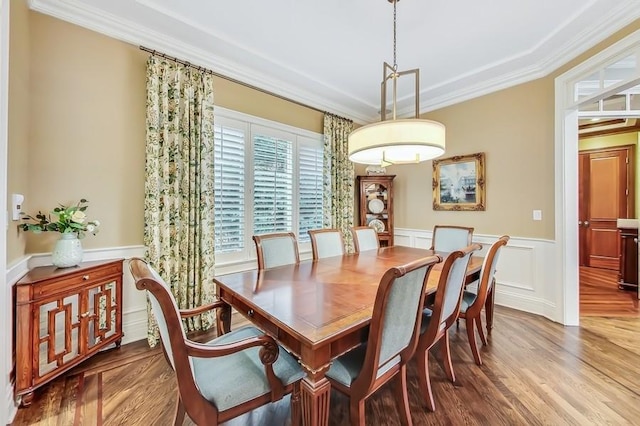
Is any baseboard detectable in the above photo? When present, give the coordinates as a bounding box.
[6,383,17,425]
[121,307,148,345]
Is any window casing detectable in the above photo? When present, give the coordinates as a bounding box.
[214,108,323,265]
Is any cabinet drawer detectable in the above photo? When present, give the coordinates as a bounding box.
[33,263,122,298]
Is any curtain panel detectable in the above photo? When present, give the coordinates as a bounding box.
[144,56,216,346]
[323,113,355,253]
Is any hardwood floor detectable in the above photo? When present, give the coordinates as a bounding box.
[580,266,639,317]
[12,306,640,425]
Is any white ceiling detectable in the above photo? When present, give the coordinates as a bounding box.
[29,0,640,123]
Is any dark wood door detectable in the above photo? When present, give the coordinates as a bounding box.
[579,146,634,270]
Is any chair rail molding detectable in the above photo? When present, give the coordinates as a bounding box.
[394,228,557,320]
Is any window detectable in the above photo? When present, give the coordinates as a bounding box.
[214,108,324,264]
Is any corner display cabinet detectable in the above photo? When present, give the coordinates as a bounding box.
[14,259,124,406]
[357,175,395,247]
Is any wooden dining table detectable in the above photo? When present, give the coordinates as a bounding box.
[213,245,483,426]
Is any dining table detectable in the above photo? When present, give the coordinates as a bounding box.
[213,245,484,426]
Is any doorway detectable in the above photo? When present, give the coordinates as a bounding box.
[578,141,638,317]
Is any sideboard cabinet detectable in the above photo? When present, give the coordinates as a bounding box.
[357,175,395,247]
[618,227,638,290]
[14,259,124,406]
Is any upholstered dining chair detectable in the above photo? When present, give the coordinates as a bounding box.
[430,225,474,252]
[253,232,300,269]
[458,235,509,366]
[416,243,482,411]
[308,228,345,260]
[129,258,305,426]
[350,226,380,253]
[325,254,442,426]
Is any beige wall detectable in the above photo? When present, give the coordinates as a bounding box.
[26,12,147,253]
[389,19,640,240]
[7,0,30,263]
[12,11,640,251]
[17,11,323,255]
[392,78,554,238]
[579,132,638,151]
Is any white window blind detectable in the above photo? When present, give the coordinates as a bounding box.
[298,139,324,242]
[214,121,245,253]
[253,134,293,235]
[213,108,324,264]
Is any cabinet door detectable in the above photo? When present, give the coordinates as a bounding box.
[33,294,82,386]
[86,279,120,351]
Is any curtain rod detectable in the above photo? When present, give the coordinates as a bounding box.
[139,46,329,116]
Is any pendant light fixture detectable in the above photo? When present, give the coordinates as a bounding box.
[348,0,446,166]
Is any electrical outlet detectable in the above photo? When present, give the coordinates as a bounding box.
[533,210,542,221]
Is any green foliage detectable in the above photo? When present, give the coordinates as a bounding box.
[19,198,101,239]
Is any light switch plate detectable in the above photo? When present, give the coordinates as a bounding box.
[533,210,542,221]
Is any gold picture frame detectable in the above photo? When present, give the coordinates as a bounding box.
[433,152,485,211]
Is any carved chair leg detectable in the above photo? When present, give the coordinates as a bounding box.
[417,347,436,412]
[290,382,302,426]
[485,281,496,335]
[173,394,186,426]
[392,365,413,426]
[466,317,482,366]
[440,332,456,384]
[475,313,487,345]
[349,398,366,426]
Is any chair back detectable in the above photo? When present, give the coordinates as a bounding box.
[253,232,300,269]
[351,226,380,253]
[474,235,509,308]
[431,225,474,252]
[128,259,199,396]
[423,243,482,342]
[308,228,345,260]
[354,254,441,390]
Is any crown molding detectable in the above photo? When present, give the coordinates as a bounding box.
[28,0,371,122]
[29,0,640,124]
[415,1,640,114]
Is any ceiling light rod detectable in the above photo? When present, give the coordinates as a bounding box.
[382,0,420,121]
[347,0,446,166]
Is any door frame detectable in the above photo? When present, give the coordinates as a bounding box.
[556,30,640,326]
[0,0,10,423]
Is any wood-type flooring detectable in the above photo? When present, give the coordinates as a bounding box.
[12,304,640,425]
[580,266,639,317]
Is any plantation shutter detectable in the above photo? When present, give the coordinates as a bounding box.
[214,122,246,253]
[298,138,323,242]
[253,133,293,235]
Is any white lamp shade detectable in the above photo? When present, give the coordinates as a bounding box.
[348,119,446,165]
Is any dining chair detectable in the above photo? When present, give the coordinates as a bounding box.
[416,243,482,411]
[350,226,380,253]
[252,232,300,269]
[129,258,304,426]
[458,235,509,366]
[325,254,441,426]
[430,225,474,252]
[308,228,345,260]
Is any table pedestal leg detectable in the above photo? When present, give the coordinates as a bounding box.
[301,376,331,426]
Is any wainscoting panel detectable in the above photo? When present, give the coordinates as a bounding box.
[394,228,556,318]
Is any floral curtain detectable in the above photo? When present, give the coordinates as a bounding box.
[323,113,355,253]
[144,56,216,346]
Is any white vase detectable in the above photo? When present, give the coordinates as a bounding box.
[52,233,83,268]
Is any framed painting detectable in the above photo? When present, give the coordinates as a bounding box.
[432,152,485,211]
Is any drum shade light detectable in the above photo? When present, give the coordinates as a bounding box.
[348,0,446,166]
